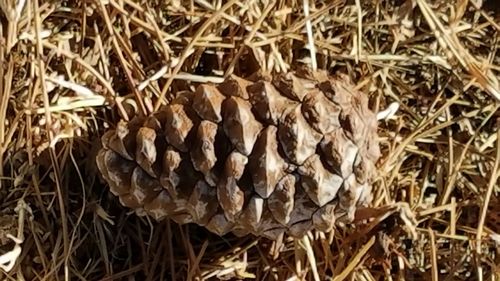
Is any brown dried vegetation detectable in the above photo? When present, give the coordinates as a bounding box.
[0,0,499,280]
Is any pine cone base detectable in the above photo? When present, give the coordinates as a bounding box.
[96,70,381,239]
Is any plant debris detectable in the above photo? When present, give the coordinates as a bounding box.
[0,0,498,280]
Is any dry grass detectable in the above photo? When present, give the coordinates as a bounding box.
[0,0,499,280]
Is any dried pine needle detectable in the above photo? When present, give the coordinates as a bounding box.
[0,0,498,280]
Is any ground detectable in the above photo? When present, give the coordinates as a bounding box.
[0,0,499,280]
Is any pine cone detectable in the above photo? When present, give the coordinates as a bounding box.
[96,70,381,239]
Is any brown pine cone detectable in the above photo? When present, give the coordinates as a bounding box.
[96,70,381,239]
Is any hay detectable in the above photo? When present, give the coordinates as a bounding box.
[0,0,499,280]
